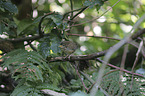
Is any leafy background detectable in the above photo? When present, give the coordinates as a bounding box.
[0,0,145,96]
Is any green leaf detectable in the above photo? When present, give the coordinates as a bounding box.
[11,86,29,96]
[95,91,104,96]
[1,1,18,13]
[70,91,88,96]
[16,19,34,35]
[42,13,67,30]
[49,29,62,54]
[38,37,51,59]
[11,85,42,96]
[50,37,61,53]
[46,13,63,26]
[29,64,43,82]
[83,0,108,10]
[38,29,62,58]
[2,49,50,82]
[36,83,60,91]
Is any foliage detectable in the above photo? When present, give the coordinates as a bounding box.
[2,49,51,81]
[0,0,145,96]
[83,0,108,10]
[10,79,61,96]
[0,0,17,35]
[38,29,62,58]
[101,71,145,96]
[0,0,18,14]
[69,91,88,96]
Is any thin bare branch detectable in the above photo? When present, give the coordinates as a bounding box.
[67,33,120,41]
[131,40,144,89]
[96,58,144,77]
[71,62,89,92]
[70,0,120,27]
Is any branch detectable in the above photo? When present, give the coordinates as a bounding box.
[70,6,88,21]
[62,7,87,20]
[10,28,145,42]
[38,12,55,37]
[67,28,145,41]
[49,27,145,62]
[71,62,89,92]
[27,41,37,51]
[67,33,120,41]
[49,53,144,78]
[67,28,145,50]
[96,58,144,77]
[0,13,55,43]
[90,13,145,95]
[79,71,109,95]
[131,28,145,39]
[0,33,50,42]
[131,40,144,89]
[71,0,120,27]
[70,0,73,19]
[49,50,107,62]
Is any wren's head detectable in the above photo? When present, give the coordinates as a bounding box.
[59,41,78,55]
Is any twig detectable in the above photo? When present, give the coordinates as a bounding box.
[1,28,144,43]
[67,29,145,49]
[70,0,73,19]
[70,0,120,27]
[104,69,119,77]
[27,41,37,51]
[131,40,143,90]
[71,62,89,92]
[90,13,145,95]
[66,6,88,32]
[38,12,54,37]
[49,50,107,62]
[79,71,110,95]
[119,44,129,95]
[67,33,120,41]
[62,7,87,20]
[0,33,50,42]
[49,55,144,77]
[68,28,145,41]
[90,37,129,95]
[67,0,75,31]
[120,44,129,73]
[131,28,145,39]
[80,71,94,84]
[96,58,144,77]
[0,20,144,44]
[70,6,88,21]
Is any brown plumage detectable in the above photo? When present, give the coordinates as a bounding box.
[59,41,78,55]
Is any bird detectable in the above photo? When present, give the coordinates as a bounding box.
[59,41,78,56]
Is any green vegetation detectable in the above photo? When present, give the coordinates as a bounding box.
[0,0,145,96]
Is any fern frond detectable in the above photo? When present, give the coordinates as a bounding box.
[36,82,61,91]
[2,49,51,82]
[11,85,42,96]
[101,71,143,95]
